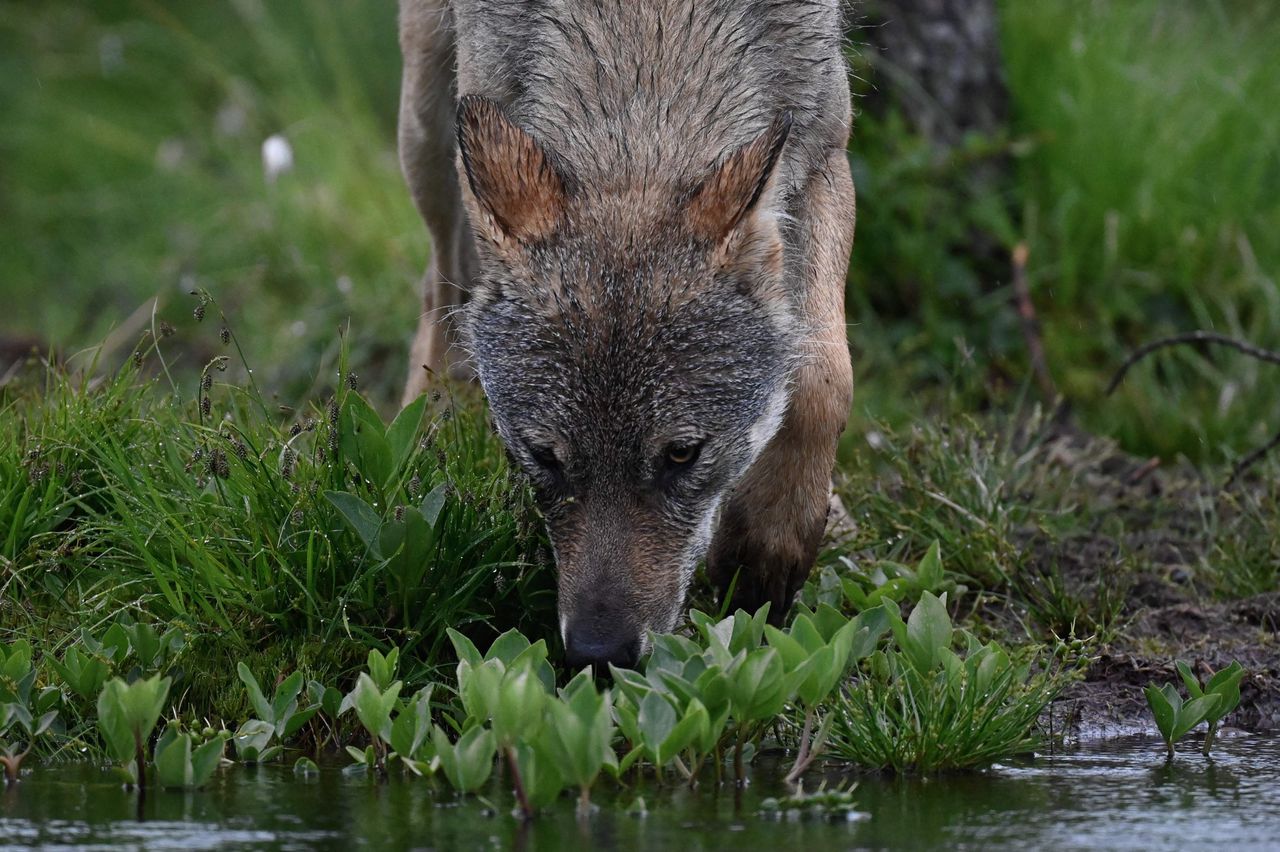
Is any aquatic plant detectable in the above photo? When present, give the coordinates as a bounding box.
[153,723,228,789]
[1144,660,1245,759]
[1143,683,1220,761]
[764,604,886,783]
[432,725,496,794]
[1176,660,1245,756]
[539,671,615,810]
[838,541,966,613]
[234,665,320,762]
[827,592,1075,772]
[0,641,59,783]
[96,675,170,788]
[49,646,110,704]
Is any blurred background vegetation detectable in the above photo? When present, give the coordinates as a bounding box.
[2,0,1278,464]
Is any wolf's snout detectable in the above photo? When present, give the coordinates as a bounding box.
[564,620,641,672]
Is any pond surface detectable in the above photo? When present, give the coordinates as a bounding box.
[4,734,1278,850]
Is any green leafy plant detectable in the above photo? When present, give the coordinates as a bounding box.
[235,664,320,760]
[153,723,228,789]
[1176,660,1245,755]
[764,604,887,783]
[0,641,59,783]
[97,675,171,788]
[1144,660,1244,759]
[839,542,966,613]
[449,628,557,816]
[538,671,615,810]
[1143,683,1219,760]
[50,646,111,704]
[432,724,496,794]
[341,673,402,773]
[388,686,436,776]
[828,593,1075,772]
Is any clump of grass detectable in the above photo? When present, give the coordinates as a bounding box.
[836,409,1081,590]
[826,592,1081,773]
[0,327,556,710]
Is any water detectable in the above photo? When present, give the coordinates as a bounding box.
[4,735,1278,850]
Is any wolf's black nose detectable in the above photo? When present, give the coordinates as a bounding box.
[564,627,640,673]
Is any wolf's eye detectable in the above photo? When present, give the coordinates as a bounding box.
[664,442,702,468]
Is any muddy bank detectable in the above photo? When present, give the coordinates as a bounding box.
[1015,424,1279,737]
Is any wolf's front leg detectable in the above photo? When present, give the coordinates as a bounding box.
[398,0,473,404]
[707,150,855,623]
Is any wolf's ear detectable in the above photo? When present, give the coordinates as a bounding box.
[684,111,792,246]
[456,95,571,246]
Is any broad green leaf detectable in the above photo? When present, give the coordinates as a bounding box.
[1172,694,1220,740]
[340,395,393,488]
[96,676,171,764]
[637,691,677,754]
[191,734,225,786]
[419,482,449,527]
[155,730,193,788]
[657,700,708,765]
[325,491,383,556]
[493,666,546,745]
[385,393,427,477]
[1204,662,1245,724]
[236,663,273,722]
[351,673,401,743]
[271,670,305,722]
[906,591,951,674]
[1144,684,1175,740]
[763,625,808,672]
[433,725,495,793]
[485,630,533,666]
[917,541,944,590]
[447,629,484,668]
[1175,661,1203,698]
[513,739,566,809]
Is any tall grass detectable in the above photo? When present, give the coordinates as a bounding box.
[1002,0,1280,458]
[0,326,556,709]
[0,0,420,402]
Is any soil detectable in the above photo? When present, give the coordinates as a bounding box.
[1017,423,1279,738]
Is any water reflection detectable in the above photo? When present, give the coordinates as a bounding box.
[0,735,1277,850]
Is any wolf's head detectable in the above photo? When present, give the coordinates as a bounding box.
[454,96,799,669]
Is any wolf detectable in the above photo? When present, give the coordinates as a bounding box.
[397,0,855,669]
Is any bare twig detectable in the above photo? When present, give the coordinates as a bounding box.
[1011,243,1057,399]
[1226,429,1280,489]
[1105,331,1280,396]
[1106,330,1280,486]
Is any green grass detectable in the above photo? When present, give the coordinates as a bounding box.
[845,0,1280,461]
[0,0,1277,770]
[0,327,555,717]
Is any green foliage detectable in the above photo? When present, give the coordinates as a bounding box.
[233,664,319,762]
[827,597,1075,773]
[50,647,110,704]
[0,349,556,708]
[540,672,615,804]
[1145,660,1245,758]
[838,542,966,613]
[96,675,170,786]
[432,725,496,794]
[1144,685,1219,761]
[153,723,227,789]
[0,640,59,782]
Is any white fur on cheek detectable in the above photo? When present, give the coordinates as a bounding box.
[747,385,791,458]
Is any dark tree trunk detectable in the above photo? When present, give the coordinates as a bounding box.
[857,0,1009,149]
